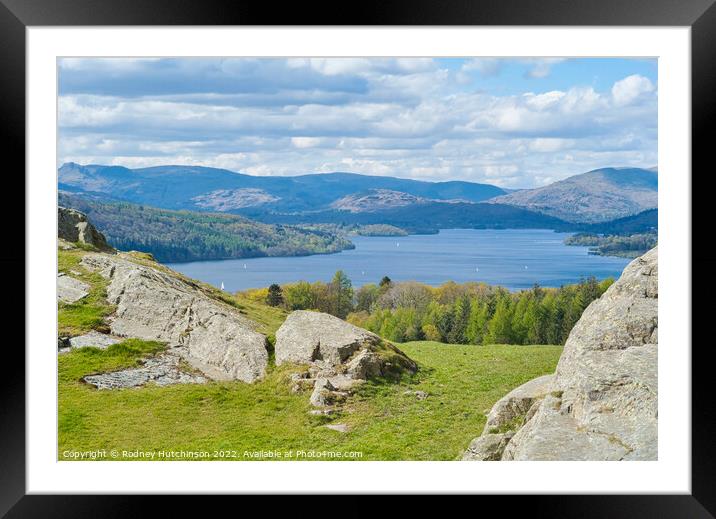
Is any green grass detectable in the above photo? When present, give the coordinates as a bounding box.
[57,246,561,460]
[58,341,562,461]
[230,295,288,337]
[57,249,115,336]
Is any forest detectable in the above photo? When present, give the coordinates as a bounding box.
[59,193,353,263]
[242,273,614,346]
[564,231,657,258]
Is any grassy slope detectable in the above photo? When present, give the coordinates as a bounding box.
[59,341,561,460]
[58,248,115,336]
[58,245,561,460]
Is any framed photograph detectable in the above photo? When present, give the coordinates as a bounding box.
[5,0,712,514]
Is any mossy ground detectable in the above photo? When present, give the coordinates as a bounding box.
[57,246,561,461]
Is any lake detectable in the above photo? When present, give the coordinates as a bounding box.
[165,228,632,292]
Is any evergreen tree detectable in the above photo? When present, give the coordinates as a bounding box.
[485,297,513,344]
[266,283,284,307]
[466,299,489,345]
[448,295,470,344]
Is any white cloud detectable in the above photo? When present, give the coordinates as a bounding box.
[57,58,657,188]
[291,137,324,148]
[612,74,655,106]
[462,58,502,77]
[521,58,567,79]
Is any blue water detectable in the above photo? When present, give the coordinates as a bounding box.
[165,229,631,292]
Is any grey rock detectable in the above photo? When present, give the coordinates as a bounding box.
[324,423,350,433]
[414,390,429,401]
[327,374,364,392]
[403,389,429,400]
[462,432,514,461]
[83,349,207,389]
[58,206,110,250]
[275,310,417,410]
[69,331,122,350]
[57,273,90,303]
[58,336,71,350]
[345,349,384,379]
[275,310,416,377]
[275,310,380,366]
[496,247,657,461]
[80,253,269,383]
[309,377,348,407]
[484,374,554,432]
[308,409,336,416]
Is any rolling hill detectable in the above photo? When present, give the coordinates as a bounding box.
[487,167,658,223]
[58,192,353,263]
[58,163,506,213]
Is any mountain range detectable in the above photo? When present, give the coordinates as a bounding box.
[58,163,505,213]
[58,163,658,228]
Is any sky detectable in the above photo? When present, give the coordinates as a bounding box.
[58,57,657,188]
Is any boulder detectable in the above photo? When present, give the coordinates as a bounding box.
[57,273,90,303]
[80,253,269,383]
[463,247,658,461]
[275,310,417,411]
[276,310,378,366]
[69,330,121,350]
[462,432,514,461]
[83,349,207,389]
[275,310,416,376]
[484,374,553,432]
[58,206,110,250]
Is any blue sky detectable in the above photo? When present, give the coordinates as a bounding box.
[58,57,657,188]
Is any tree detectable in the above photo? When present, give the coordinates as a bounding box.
[328,270,354,318]
[283,281,315,310]
[421,323,441,342]
[485,297,513,344]
[379,276,393,292]
[466,299,489,345]
[266,284,284,307]
[448,295,471,344]
[434,304,454,343]
[378,281,433,311]
[355,283,380,312]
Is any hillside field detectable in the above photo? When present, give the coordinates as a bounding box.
[59,340,561,461]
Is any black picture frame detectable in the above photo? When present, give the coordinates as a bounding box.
[2,0,710,515]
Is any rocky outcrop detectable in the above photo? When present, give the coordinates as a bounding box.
[69,331,121,350]
[58,206,110,250]
[79,253,269,383]
[57,273,90,303]
[83,348,207,389]
[484,374,554,432]
[276,310,417,412]
[463,432,515,461]
[463,247,658,461]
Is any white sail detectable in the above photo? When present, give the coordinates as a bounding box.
[220,282,225,290]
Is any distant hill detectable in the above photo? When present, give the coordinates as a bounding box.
[58,192,353,263]
[487,167,657,223]
[58,163,506,213]
[577,208,657,235]
[246,201,571,234]
[330,189,432,213]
